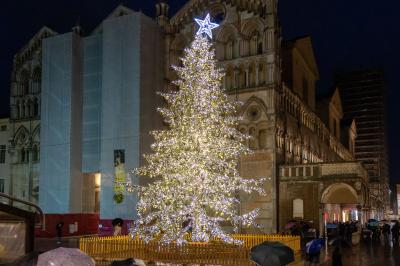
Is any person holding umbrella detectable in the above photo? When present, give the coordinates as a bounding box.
[382,221,390,243]
[305,238,325,265]
[250,241,295,266]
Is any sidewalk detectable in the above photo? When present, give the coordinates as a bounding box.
[35,236,80,252]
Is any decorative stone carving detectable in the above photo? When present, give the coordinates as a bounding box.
[246,105,261,121]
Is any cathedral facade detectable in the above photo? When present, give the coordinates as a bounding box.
[6,0,384,235]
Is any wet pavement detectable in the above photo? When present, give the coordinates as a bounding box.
[13,237,400,266]
[35,237,79,252]
[300,239,400,266]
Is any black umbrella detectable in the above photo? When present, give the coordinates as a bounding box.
[250,241,295,266]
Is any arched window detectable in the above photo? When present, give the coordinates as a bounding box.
[293,198,304,219]
[225,39,233,60]
[32,145,39,162]
[249,64,257,87]
[27,100,33,117]
[258,38,263,54]
[259,129,268,149]
[21,102,25,119]
[250,33,259,56]
[266,30,274,50]
[34,98,39,117]
[25,100,30,117]
[240,39,249,57]
[15,102,20,119]
[21,148,26,163]
[19,71,30,95]
[258,63,265,85]
[249,127,258,150]
[32,68,41,94]
[239,67,246,88]
[267,63,274,84]
[233,40,239,58]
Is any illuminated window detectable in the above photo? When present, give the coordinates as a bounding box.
[293,198,304,219]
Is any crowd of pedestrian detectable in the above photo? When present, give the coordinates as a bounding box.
[364,220,400,245]
[336,221,359,243]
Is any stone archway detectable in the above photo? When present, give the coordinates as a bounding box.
[321,183,361,223]
[321,183,358,204]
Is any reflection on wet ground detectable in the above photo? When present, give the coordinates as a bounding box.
[305,239,400,266]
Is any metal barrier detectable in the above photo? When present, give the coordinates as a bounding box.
[80,234,301,265]
[0,192,45,230]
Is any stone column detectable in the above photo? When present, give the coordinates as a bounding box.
[245,65,250,88]
[234,68,239,89]
[255,61,260,87]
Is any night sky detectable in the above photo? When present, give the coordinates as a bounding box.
[1,0,399,183]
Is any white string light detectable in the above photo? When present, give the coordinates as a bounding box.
[127,29,266,245]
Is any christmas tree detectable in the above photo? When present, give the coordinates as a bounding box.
[130,22,265,245]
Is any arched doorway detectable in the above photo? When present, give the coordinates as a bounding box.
[321,183,360,223]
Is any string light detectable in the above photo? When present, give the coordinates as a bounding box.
[127,34,266,245]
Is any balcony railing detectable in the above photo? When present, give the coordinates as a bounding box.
[279,161,368,183]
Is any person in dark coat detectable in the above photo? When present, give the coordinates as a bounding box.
[56,221,64,244]
[392,221,399,245]
[383,223,390,242]
[332,246,343,266]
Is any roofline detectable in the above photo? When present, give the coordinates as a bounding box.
[15,26,57,57]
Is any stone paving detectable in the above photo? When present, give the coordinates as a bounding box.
[297,239,400,266]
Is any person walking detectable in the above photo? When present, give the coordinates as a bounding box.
[383,223,390,243]
[56,221,64,244]
[332,246,343,266]
[392,221,400,246]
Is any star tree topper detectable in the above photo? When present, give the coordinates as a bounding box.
[195,13,219,39]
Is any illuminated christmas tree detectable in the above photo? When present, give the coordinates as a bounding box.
[130,15,265,245]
